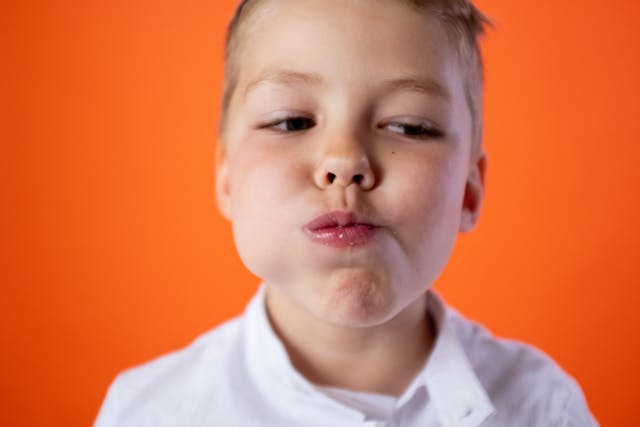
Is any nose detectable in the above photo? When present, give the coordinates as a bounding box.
[313,131,376,190]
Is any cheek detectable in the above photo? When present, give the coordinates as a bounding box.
[229,150,301,212]
[384,149,468,263]
[226,148,308,277]
[388,149,466,221]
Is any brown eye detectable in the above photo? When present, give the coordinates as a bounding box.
[271,117,315,132]
[384,122,443,139]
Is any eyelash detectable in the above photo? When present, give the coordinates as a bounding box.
[260,116,316,133]
[258,116,444,140]
[379,121,444,139]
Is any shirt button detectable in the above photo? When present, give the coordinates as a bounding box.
[459,405,474,419]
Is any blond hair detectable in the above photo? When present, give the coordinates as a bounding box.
[220,0,491,153]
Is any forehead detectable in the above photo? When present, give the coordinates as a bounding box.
[233,0,462,92]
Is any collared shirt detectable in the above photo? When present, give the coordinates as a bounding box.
[95,287,598,426]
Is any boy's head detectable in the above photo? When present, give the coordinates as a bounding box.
[220,0,491,154]
[216,0,489,328]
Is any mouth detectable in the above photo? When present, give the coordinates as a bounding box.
[303,211,380,248]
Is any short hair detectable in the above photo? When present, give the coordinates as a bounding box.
[220,0,491,154]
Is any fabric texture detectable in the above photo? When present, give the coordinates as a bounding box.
[95,286,598,427]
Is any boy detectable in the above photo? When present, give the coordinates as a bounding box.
[96,0,598,425]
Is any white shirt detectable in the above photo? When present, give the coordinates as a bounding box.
[95,287,598,426]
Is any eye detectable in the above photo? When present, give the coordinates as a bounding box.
[380,119,444,140]
[261,116,316,132]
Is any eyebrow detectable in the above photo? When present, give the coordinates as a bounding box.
[243,69,324,99]
[381,76,451,103]
[242,69,450,102]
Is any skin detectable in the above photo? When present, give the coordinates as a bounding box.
[217,0,486,395]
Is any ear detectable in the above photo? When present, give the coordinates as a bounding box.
[459,150,487,233]
[215,142,232,220]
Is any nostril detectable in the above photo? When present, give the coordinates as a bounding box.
[353,174,364,185]
[327,172,336,183]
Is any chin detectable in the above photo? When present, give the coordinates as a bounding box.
[320,269,396,327]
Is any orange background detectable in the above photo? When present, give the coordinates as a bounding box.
[3,0,639,425]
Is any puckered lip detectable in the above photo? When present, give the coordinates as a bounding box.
[303,211,381,248]
[303,211,378,231]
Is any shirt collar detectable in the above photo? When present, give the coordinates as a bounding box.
[243,285,495,426]
[419,291,496,426]
[243,285,365,422]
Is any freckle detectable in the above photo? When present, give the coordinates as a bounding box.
[391,151,396,155]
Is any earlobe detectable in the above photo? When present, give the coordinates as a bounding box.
[460,151,487,233]
[215,143,232,220]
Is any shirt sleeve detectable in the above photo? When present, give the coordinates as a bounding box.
[557,385,600,427]
[93,376,131,427]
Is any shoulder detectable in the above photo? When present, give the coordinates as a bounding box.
[446,308,598,426]
[94,316,245,427]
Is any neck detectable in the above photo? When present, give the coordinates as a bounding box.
[265,285,434,396]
